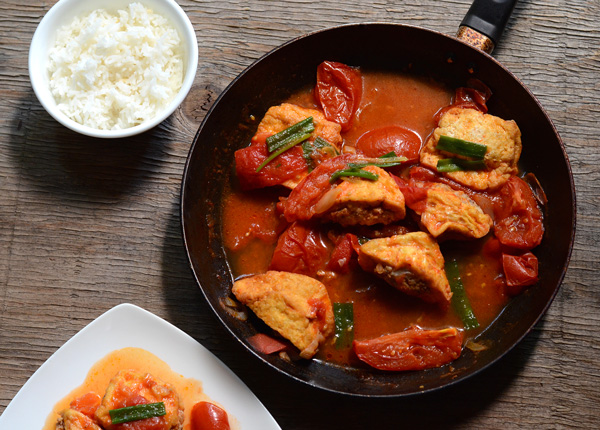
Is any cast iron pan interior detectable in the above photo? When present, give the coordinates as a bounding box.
[181,23,575,396]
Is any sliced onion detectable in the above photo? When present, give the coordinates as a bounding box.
[313,186,342,214]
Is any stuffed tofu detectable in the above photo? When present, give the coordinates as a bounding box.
[358,232,452,307]
[232,271,334,358]
[420,107,522,191]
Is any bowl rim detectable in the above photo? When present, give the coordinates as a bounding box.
[28,0,198,139]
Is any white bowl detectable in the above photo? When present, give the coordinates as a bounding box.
[29,0,198,138]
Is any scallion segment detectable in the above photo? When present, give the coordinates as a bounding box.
[436,158,487,172]
[302,137,339,171]
[266,117,315,153]
[256,131,312,173]
[436,135,487,159]
[445,258,479,331]
[330,168,379,183]
[109,402,166,424]
[334,302,354,349]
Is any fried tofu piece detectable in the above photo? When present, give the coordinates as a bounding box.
[321,165,406,226]
[420,183,492,239]
[56,409,102,430]
[358,232,452,306]
[420,107,522,191]
[232,271,334,358]
[257,103,343,188]
[95,370,184,430]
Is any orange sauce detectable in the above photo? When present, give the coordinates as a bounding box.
[223,70,509,367]
[43,347,238,430]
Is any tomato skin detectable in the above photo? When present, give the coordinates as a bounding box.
[269,222,329,276]
[247,333,288,355]
[434,83,491,123]
[234,133,308,190]
[191,402,230,430]
[69,392,101,418]
[315,61,362,131]
[326,233,360,273]
[493,176,544,250]
[353,326,463,371]
[502,252,539,295]
[355,126,422,161]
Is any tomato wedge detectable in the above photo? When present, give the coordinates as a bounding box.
[234,132,308,190]
[315,61,362,131]
[247,333,288,355]
[493,176,544,250]
[70,392,102,418]
[502,252,539,295]
[353,326,463,371]
[355,126,421,161]
[269,222,329,276]
[191,402,230,430]
[327,233,360,273]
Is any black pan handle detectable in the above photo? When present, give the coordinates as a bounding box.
[457,0,519,54]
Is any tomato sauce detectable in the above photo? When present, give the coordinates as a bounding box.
[222,71,510,368]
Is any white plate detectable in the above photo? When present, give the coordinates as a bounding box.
[0,303,281,430]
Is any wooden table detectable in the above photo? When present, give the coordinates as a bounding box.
[1,0,598,428]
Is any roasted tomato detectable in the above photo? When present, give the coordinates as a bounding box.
[315,61,362,131]
[502,252,539,295]
[191,402,230,430]
[493,176,544,250]
[269,222,329,276]
[355,126,422,161]
[234,132,308,190]
[326,233,360,273]
[353,326,463,371]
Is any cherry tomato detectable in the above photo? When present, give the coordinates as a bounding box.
[235,132,308,190]
[493,176,544,250]
[314,61,362,131]
[353,326,463,371]
[191,402,230,430]
[269,222,329,276]
[69,392,101,418]
[326,233,360,273]
[355,126,421,161]
[502,252,539,295]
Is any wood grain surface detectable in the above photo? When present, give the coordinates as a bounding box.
[1,0,599,428]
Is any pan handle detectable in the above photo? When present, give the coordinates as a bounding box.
[457,0,519,54]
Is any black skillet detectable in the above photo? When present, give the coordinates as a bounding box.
[180,0,575,396]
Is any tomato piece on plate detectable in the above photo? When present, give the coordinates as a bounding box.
[269,222,329,276]
[234,132,308,190]
[355,126,422,161]
[353,326,463,371]
[70,392,101,418]
[191,402,230,430]
[493,176,544,250]
[502,252,539,295]
[315,61,362,131]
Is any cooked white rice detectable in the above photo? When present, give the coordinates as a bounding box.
[47,2,184,130]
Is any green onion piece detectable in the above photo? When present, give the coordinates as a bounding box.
[266,117,315,153]
[334,302,354,349]
[109,402,166,424]
[256,131,312,173]
[436,158,487,172]
[436,135,487,159]
[302,137,339,172]
[445,258,479,331]
[357,236,370,245]
[347,156,407,170]
[330,168,379,183]
[380,151,398,158]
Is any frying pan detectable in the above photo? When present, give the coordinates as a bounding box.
[181,0,575,396]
